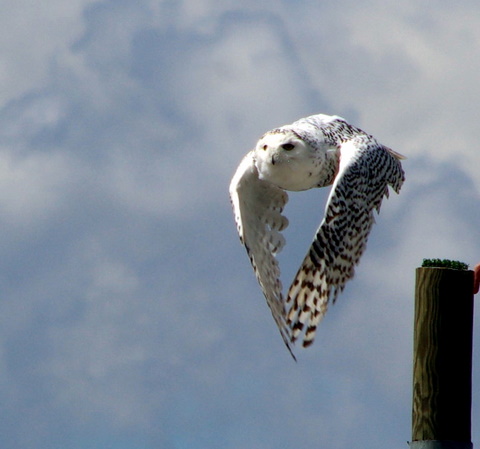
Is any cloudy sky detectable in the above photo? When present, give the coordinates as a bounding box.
[1,1,479,448]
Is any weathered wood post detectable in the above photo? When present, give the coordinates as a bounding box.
[411,262,474,449]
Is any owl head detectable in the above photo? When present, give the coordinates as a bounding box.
[254,129,324,191]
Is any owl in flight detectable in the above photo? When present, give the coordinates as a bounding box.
[229,114,405,359]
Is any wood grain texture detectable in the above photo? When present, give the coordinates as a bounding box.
[412,268,474,442]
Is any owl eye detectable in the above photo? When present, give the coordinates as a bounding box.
[281,143,295,151]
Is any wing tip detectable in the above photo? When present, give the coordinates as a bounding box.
[286,342,297,362]
[385,146,407,160]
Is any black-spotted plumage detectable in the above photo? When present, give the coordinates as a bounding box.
[229,114,405,358]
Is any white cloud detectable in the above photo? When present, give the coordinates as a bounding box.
[0,149,74,228]
[285,1,480,185]
[0,0,96,106]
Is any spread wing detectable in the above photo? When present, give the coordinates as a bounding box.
[229,151,295,359]
[286,139,405,348]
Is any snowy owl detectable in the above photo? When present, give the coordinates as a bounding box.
[229,114,405,359]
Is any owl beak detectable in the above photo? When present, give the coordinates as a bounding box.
[271,155,276,165]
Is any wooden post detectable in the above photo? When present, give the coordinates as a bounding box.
[411,267,474,449]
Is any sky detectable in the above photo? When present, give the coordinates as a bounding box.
[0,1,479,448]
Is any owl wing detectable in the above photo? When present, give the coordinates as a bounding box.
[286,139,405,348]
[229,151,296,359]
